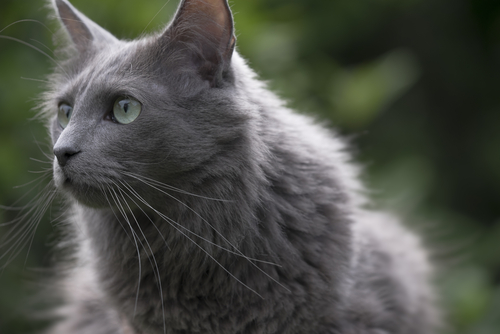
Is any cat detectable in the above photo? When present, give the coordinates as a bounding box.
[35,0,440,333]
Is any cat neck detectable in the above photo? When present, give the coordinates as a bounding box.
[72,143,354,331]
[73,168,352,332]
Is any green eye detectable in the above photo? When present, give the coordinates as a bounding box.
[113,97,142,124]
[58,103,73,128]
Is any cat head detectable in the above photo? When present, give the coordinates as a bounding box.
[46,0,252,207]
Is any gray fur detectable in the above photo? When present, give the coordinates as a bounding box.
[42,0,439,333]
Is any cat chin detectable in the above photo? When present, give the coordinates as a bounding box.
[58,181,110,208]
[53,164,111,208]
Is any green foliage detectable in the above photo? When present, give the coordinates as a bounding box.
[0,0,499,333]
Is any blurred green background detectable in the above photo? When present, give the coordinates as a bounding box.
[1,0,499,333]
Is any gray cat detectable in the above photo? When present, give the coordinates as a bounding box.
[39,0,440,333]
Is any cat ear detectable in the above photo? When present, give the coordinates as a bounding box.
[163,0,236,86]
[53,0,117,52]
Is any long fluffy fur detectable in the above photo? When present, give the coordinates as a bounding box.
[40,1,439,333]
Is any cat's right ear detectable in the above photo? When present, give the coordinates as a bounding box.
[53,0,117,52]
[161,0,236,87]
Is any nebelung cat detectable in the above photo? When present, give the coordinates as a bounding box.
[43,0,439,333]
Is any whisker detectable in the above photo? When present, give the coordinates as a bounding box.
[31,137,54,155]
[28,168,53,174]
[0,187,56,270]
[23,192,53,267]
[117,180,263,298]
[29,38,55,55]
[99,184,134,243]
[21,77,51,84]
[141,0,172,36]
[120,178,289,293]
[0,35,68,77]
[113,181,170,251]
[0,19,56,35]
[29,157,53,164]
[124,171,232,202]
[9,172,50,191]
[119,181,251,260]
[107,186,143,318]
[0,183,55,244]
[115,186,167,334]
[124,176,281,267]
[1,175,52,212]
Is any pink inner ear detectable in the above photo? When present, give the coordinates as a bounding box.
[174,0,235,48]
[162,0,236,85]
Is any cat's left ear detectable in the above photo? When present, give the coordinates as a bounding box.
[53,0,117,53]
[163,0,236,86]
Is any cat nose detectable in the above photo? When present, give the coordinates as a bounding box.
[54,145,81,167]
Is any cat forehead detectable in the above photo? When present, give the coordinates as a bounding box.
[81,40,147,77]
[59,39,161,99]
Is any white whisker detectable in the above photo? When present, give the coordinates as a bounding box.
[122,175,290,292]
[119,180,255,260]
[141,0,172,36]
[21,77,51,84]
[0,19,55,35]
[0,35,69,77]
[116,180,264,299]
[99,184,134,243]
[124,171,232,202]
[107,186,143,317]
[115,185,167,334]
[0,185,56,270]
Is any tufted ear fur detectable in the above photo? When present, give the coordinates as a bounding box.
[53,0,117,52]
[162,0,236,86]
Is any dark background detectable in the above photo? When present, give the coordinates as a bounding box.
[1,0,499,333]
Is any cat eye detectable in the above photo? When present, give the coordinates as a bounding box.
[112,97,142,124]
[58,103,73,129]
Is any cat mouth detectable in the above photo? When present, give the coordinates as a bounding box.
[54,168,102,205]
[60,173,83,193]
[55,164,90,189]
[53,163,130,208]
[59,171,76,189]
